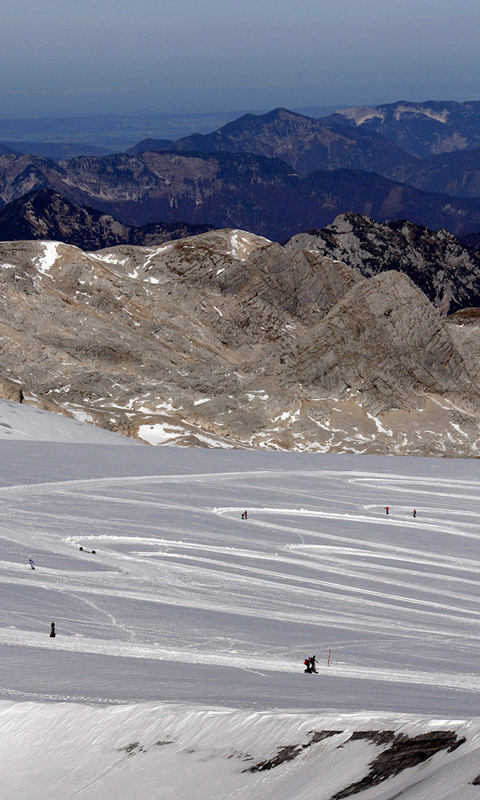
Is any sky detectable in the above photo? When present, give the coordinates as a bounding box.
[1,0,480,117]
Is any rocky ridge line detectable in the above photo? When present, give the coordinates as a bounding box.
[0,230,477,456]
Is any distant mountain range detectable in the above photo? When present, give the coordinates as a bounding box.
[127,106,480,198]
[3,150,480,240]
[1,101,480,241]
[127,107,418,179]
[0,189,214,251]
[2,142,114,159]
[324,100,480,157]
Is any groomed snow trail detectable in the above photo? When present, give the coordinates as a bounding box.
[0,446,479,715]
[2,442,480,799]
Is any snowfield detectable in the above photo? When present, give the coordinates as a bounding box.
[1,402,480,798]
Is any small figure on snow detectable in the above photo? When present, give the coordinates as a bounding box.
[304,657,312,674]
[412,509,417,518]
[310,655,318,673]
[28,558,35,570]
[50,621,56,638]
[244,510,248,520]
[241,512,245,520]
[385,506,389,515]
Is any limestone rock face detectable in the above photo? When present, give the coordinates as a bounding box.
[286,213,480,314]
[0,230,478,457]
[293,271,472,413]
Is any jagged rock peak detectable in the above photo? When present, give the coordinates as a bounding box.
[286,213,480,315]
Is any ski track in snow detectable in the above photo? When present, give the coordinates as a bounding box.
[0,450,480,713]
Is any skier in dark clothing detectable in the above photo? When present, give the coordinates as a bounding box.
[244,510,248,520]
[50,621,56,638]
[385,506,389,515]
[412,509,417,518]
[304,657,312,673]
[310,655,318,673]
[28,558,35,570]
[241,512,245,519]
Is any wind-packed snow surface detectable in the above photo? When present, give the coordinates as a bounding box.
[1,414,480,798]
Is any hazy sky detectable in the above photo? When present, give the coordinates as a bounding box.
[2,0,479,116]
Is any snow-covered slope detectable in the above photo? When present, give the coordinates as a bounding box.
[1,443,480,798]
[0,397,135,444]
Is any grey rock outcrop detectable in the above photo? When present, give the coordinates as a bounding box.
[286,213,480,314]
[0,231,478,456]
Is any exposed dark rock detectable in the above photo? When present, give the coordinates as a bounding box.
[448,307,480,324]
[244,744,303,772]
[118,742,140,755]
[304,731,343,746]
[244,727,343,772]
[0,188,215,250]
[347,731,396,746]
[331,731,466,800]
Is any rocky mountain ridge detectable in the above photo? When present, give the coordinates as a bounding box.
[0,231,478,457]
[324,100,480,157]
[0,189,215,251]
[286,213,480,314]
[2,193,479,318]
[126,106,480,200]
[3,151,480,239]
[128,107,418,179]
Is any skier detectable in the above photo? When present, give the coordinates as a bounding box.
[310,655,318,673]
[412,509,417,518]
[244,510,248,520]
[385,506,389,515]
[241,512,245,520]
[304,657,312,674]
[28,558,35,570]
[50,621,56,638]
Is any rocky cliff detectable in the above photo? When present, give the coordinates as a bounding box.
[286,213,480,314]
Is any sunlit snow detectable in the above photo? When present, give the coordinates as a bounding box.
[1,402,480,798]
